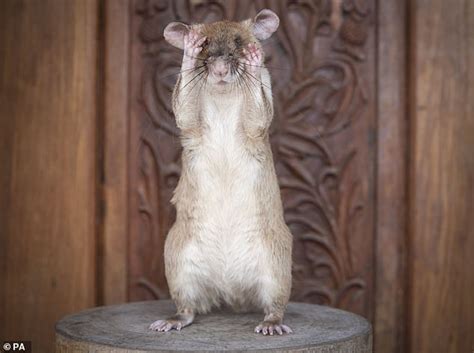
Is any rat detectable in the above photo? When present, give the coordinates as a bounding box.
[149,9,293,336]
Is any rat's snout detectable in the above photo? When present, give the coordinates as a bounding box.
[209,58,229,79]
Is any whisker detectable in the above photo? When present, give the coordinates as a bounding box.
[237,65,258,101]
[182,54,207,62]
[260,36,281,47]
[175,69,207,109]
[202,71,209,96]
[233,47,290,71]
[188,77,204,105]
[235,66,245,96]
[243,77,260,102]
[234,66,243,94]
[237,75,246,98]
[158,64,206,81]
[180,68,206,92]
[242,68,271,90]
[241,62,291,71]
[187,70,207,96]
[239,67,258,90]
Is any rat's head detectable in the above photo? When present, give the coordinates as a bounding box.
[164,9,279,87]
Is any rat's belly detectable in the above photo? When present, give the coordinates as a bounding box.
[187,137,267,297]
[192,126,261,228]
[182,212,268,308]
[180,226,268,311]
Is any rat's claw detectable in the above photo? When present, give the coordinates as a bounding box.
[268,325,275,335]
[149,320,165,331]
[150,318,187,333]
[162,322,173,332]
[196,36,207,47]
[254,321,293,336]
[188,29,205,48]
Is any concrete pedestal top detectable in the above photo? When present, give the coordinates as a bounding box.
[55,300,372,353]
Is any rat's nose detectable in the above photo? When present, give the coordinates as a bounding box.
[212,59,229,78]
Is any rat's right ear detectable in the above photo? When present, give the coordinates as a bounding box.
[164,22,190,49]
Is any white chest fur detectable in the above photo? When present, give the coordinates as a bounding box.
[184,93,265,299]
[192,93,260,227]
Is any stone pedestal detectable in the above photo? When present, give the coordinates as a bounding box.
[55,300,372,352]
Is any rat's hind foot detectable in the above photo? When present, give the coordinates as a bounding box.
[255,310,293,335]
[149,319,183,332]
[254,320,293,335]
[254,313,293,336]
[149,311,195,332]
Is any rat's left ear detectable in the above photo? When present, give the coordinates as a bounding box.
[252,9,280,40]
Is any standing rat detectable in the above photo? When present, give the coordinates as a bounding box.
[149,9,293,336]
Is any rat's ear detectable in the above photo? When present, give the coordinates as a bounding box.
[252,9,279,40]
[164,22,190,49]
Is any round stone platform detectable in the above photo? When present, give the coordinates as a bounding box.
[55,300,372,352]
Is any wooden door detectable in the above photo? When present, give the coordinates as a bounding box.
[3,1,473,352]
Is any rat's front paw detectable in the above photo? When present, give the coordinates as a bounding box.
[255,321,293,336]
[149,318,186,332]
[242,43,263,76]
[182,29,207,71]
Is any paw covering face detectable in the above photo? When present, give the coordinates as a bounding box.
[163,9,280,85]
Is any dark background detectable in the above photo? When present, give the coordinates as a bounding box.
[0,0,473,352]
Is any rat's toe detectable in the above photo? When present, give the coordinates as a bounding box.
[255,321,293,336]
[149,320,165,331]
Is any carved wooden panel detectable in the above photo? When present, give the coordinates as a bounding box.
[129,0,375,318]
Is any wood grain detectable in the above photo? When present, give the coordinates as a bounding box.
[101,0,130,305]
[375,0,408,352]
[0,0,98,351]
[409,0,474,352]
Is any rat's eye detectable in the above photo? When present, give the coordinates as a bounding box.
[235,35,242,47]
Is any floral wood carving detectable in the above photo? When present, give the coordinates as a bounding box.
[131,0,374,317]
